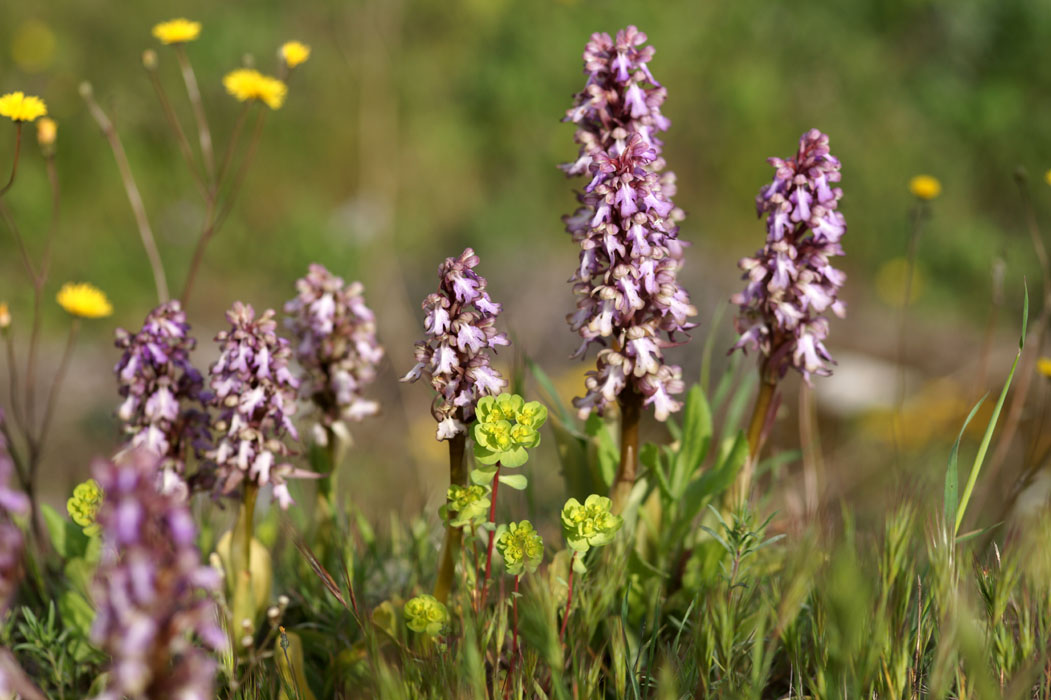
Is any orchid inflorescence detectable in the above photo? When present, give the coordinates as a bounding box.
[731,128,847,382]
[402,248,509,440]
[90,450,226,700]
[562,25,696,421]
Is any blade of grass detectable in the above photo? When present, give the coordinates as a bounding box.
[954,283,1028,537]
[943,395,986,532]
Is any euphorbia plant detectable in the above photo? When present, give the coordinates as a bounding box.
[470,393,547,604]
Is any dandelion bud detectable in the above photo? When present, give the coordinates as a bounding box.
[267,606,280,621]
[78,81,93,99]
[0,303,10,330]
[278,594,290,608]
[35,117,56,151]
[142,49,158,70]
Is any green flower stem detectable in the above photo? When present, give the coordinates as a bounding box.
[611,386,642,512]
[434,429,467,603]
[559,551,577,644]
[479,463,501,607]
[231,482,258,656]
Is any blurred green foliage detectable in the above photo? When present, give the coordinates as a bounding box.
[1,0,1048,334]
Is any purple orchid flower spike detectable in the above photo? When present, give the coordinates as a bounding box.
[90,449,226,700]
[114,300,211,499]
[401,248,509,440]
[731,128,847,383]
[208,302,316,509]
[562,26,697,422]
[285,264,384,442]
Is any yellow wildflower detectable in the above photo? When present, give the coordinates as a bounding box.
[280,41,311,69]
[223,69,287,110]
[36,117,56,147]
[0,303,10,329]
[56,282,113,319]
[0,92,47,123]
[152,18,201,45]
[1045,169,1051,188]
[67,478,103,536]
[908,175,941,201]
[1037,357,1051,379]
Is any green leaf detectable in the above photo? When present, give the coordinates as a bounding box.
[943,395,985,532]
[672,431,747,544]
[528,359,575,428]
[58,589,95,639]
[498,473,528,490]
[670,384,713,497]
[499,446,530,468]
[955,284,1028,537]
[699,303,728,394]
[42,503,89,560]
[470,467,497,485]
[585,413,618,489]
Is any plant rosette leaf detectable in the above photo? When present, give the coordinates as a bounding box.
[561,494,623,554]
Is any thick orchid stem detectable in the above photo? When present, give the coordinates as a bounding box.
[611,387,642,512]
[434,431,466,603]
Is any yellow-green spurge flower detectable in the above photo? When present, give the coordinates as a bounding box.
[561,494,623,553]
[67,478,103,536]
[404,594,449,636]
[439,484,490,528]
[496,520,544,576]
[472,393,547,469]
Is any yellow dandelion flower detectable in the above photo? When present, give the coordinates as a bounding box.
[56,282,113,319]
[908,175,941,201]
[223,69,287,110]
[0,302,10,329]
[1037,357,1051,379]
[152,18,201,45]
[0,92,47,123]
[36,117,56,147]
[280,41,311,69]
[1045,169,1051,188]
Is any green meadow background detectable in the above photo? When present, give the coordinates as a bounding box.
[0,0,1048,518]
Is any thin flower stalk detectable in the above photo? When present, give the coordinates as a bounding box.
[79,83,169,303]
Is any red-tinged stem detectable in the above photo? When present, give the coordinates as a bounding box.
[0,123,22,196]
[559,551,578,644]
[480,463,501,607]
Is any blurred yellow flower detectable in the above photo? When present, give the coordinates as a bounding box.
[223,69,287,110]
[11,20,56,73]
[1045,169,1051,188]
[0,92,47,123]
[1037,357,1051,378]
[36,117,56,147]
[875,257,924,308]
[0,302,10,329]
[152,18,201,45]
[67,478,103,537]
[908,175,941,201]
[56,282,113,319]
[280,41,311,68]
